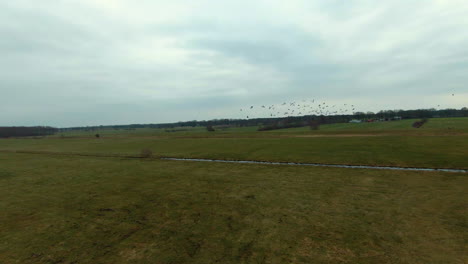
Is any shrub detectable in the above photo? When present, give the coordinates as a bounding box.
[412,118,429,128]
[140,149,153,158]
[206,125,215,132]
[309,120,320,130]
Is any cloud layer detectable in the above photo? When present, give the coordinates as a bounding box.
[1,0,467,126]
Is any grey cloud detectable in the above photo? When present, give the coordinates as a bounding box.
[1,1,467,127]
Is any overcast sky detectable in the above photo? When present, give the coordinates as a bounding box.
[1,0,467,127]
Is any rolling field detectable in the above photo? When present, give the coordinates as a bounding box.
[1,136,467,169]
[1,153,467,264]
[1,118,468,169]
[0,117,467,263]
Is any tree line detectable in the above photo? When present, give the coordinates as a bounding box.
[0,126,58,138]
[61,107,467,131]
[2,108,465,137]
[7,107,462,136]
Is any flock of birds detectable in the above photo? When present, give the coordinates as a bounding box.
[240,99,358,119]
[239,94,458,120]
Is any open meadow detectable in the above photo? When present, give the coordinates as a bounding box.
[1,118,467,263]
[3,1,468,262]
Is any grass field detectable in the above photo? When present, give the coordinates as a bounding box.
[1,136,468,169]
[1,153,467,264]
[275,117,468,134]
[1,123,467,169]
[0,117,467,263]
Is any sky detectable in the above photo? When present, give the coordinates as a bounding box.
[1,0,467,127]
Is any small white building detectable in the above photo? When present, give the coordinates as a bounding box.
[349,119,362,123]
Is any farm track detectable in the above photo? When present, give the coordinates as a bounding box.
[1,149,467,173]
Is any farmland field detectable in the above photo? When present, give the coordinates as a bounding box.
[0,118,467,263]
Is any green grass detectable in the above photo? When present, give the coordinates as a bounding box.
[1,117,467,263]
[52,125,261,138]
[268,117,468,134]
[0,153,466,263]
[1,135,467,169]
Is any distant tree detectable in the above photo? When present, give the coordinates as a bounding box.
[412,118,428,128]
[309,120,320,130]
[206,125,215,132]
[353,112,366,119]
[319,115,329,124]
[95,134,100,138]
[140,149,153,158]
[0,126,58,138]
